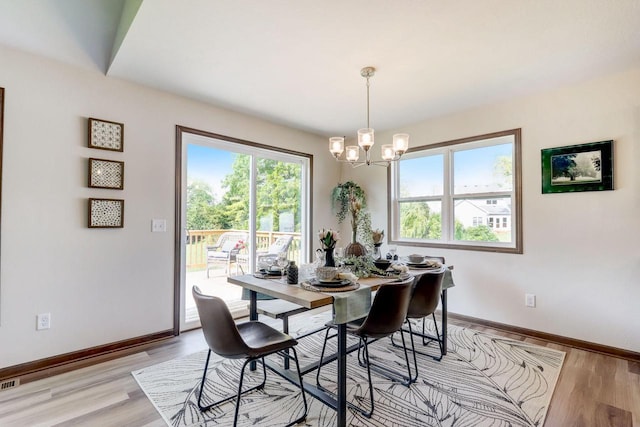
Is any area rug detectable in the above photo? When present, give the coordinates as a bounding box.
[132,311,565,426]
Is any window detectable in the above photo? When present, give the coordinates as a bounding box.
[390,129,522,253]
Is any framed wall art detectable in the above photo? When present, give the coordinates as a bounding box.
[88,158,124,189]
[88,198,124,228]
[88,118,124,152]
[541,140,613,194]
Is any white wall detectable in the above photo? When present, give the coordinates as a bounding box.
[347,67,640,352]
[0,45,338,368]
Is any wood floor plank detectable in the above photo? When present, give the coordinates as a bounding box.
[595,403,633,427]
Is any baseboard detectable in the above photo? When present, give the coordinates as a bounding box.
[448,312,640,362]
[0,329,175,384]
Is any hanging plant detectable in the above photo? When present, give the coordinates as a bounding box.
[331,181,373,248]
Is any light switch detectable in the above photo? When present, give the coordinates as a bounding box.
[151,219,166,232]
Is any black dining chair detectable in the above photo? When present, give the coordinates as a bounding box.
[192,286,308,427]
[391,269,445,382]
[315,277,415,418]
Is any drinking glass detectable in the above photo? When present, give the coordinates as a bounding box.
[277,252,288,282]
[335,247,344,268]
[388,245,397,260]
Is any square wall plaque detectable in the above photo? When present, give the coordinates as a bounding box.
[88,158,124,189]
[88,198,124,228]
[88,118,124,152]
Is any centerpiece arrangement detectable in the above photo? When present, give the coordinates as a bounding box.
[331,181,372,257]
[318,228,339,267]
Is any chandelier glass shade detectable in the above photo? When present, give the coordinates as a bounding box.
[329,67,409,167]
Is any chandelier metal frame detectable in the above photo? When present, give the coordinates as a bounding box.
[328,66,409,168]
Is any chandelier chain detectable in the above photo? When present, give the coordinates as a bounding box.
[365,74,370,129]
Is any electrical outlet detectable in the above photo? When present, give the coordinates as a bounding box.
[37,313,51,330]
[151,219,166,232]
[525,294,536,308]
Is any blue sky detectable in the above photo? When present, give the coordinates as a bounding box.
[187,144,235,199]
[401,143,512,196]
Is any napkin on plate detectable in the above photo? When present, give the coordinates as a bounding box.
[390,264,409,273]
[337,271,358,282]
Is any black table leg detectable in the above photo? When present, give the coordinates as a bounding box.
[336,323,347,427]
[250,290,257,371]
[441,289,448,355]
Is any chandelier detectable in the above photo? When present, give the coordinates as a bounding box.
[329,66,409,167]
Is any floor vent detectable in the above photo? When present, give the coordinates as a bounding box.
[0,378,20,391]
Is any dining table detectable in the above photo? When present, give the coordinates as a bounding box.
[227,266,455,427]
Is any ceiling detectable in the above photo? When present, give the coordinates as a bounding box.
[1,0,639,137]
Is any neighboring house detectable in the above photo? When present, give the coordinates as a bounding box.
[455,199,511,231]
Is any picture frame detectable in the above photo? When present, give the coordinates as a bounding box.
[88,158,124,189]
[541,140,613,194]
[88,198,124,228]
[88,118,124,152]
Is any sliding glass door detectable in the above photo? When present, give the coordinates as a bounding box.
[176,127,311,332]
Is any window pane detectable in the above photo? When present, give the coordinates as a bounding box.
[453,197,512,243]
[399,201,442,239]
[399,154,444,197]
[453,143,512,194]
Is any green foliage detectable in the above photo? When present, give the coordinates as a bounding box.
[187,153,302,233]
[331,181,367,223]
[331,181,372,245]
[400,202,499,242]
[400,202,440,239]
[460,225,499,242]
[343,255,377,278]
[493,155,513,187]
[186,180,217,230]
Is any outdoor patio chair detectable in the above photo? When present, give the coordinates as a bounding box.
[206,231,248,278]
[256,235,293,267]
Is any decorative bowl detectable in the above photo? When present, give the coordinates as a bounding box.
[408,254,425,264]
[373,259,391,270]
[316,266,338,281]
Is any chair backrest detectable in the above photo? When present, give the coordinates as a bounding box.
[267,235,293,254]
[406,270,444,319]
[356,277,415,339]
[192,286,250,358]
[213,232,248,253]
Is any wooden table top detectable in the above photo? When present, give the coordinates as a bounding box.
[227,268,451,310]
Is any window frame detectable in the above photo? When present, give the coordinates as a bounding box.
[388,128,522,254]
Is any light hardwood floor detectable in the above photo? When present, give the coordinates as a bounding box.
[0,312,637,427]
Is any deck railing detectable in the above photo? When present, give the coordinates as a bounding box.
[186,229,301,271]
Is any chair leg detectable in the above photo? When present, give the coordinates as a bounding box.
[361,332,412,386]
[392,317,444,362]
[358,338,375,418]
[286,347,308,426]
[406,321,418,383]
[431,313,444,360]
[315,327,332,387]
[197,350,266,413]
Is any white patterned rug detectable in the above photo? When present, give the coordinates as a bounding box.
[133,311,564,427]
